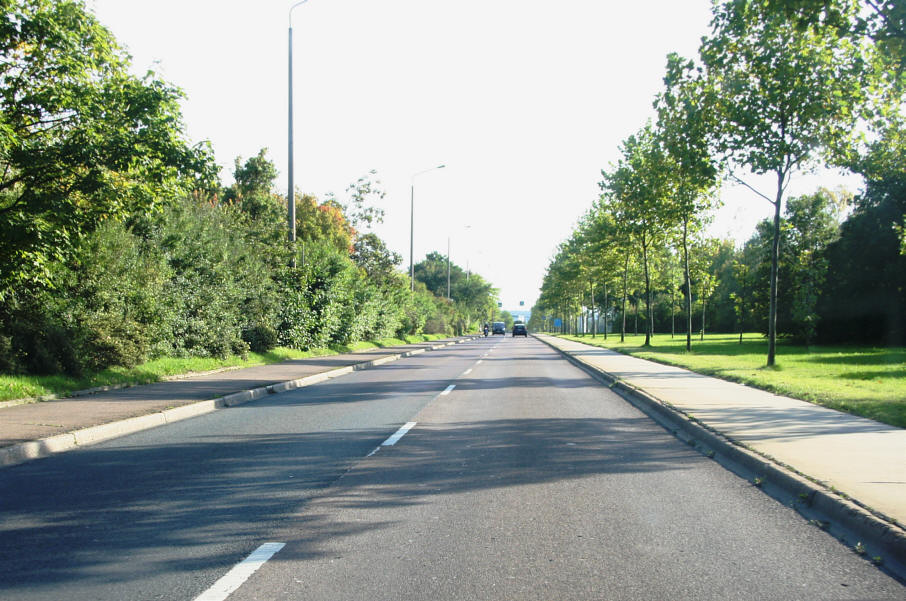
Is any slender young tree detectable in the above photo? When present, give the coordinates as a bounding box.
[601,125,670,346]
[700,0,867,365]
[655,53,721,352]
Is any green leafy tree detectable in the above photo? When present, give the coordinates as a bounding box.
[0,0,217,297]
[785,188,846,344]
[414,252,498,335]
[817,124,906,344]
[700,0,868,364]
[601,124,670,346]
[689,238,722,340]
[223,149,282,226]
[335,170,386,231]
[352,233,403,287]
[655,53,721,350]
[731,245,759,343]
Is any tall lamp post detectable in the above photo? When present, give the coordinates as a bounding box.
[288,0,309,248]
[409,164,445,290]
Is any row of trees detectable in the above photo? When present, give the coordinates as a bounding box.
[0,0,500,377]
[533,0,906,363]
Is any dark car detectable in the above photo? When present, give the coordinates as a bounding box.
[492,321,506,335]
[512,323,528,337]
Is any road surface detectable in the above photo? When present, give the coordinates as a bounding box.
[1,337,903,600]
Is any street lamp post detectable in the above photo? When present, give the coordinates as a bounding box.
[409,164,445,291]
[288,0,309,248]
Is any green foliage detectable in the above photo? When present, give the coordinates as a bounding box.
[413,252,498,335]
[0,9,482,379]
[818,127,906,344]
[601,124,672,345]
[537,0,903,357]
[277,244,356,350]
[701,0,868,365]
[0,0,218,298]
[57,220,170,370]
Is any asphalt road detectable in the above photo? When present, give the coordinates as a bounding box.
[0,336,903,600]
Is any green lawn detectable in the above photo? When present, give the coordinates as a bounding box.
[554,332,906,429]
[0,333,450,405]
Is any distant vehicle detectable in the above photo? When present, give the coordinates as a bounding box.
[512,323,528,337]
[492,322,506,335]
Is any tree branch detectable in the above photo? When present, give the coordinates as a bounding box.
[729,172,775,205]
[0,193,25,216]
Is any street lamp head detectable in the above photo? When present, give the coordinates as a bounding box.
[289,0,309,25]
[437,164,446,169]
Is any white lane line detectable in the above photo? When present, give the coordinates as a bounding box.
[476,360,483,365]
[194,542,285,601]
[440,384,456,396]
[462,368,472,376]
[382,421,417,446]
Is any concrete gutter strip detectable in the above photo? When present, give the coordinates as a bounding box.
[533,334,906,578]
[0,337,476,469]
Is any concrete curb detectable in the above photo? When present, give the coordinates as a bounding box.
[533,334,906,579]
[0,337,477,469]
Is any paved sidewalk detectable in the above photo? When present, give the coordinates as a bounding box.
[0,337,474,464]
[537,334,906,529]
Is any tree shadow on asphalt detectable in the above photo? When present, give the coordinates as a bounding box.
[0,414,695,594]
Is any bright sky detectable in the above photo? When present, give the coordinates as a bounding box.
[88,0,862,312]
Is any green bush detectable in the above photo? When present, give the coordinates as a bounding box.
[242,323,279,353]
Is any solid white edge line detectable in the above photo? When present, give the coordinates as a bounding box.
[382,421,417,446]
[194,542,285,601]
[440,384,456,396]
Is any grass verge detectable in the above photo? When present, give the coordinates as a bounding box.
[0,333,454,404]
[553,332,906,429]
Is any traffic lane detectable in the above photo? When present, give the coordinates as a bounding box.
[0,338,497,601]
[236,336,905,600]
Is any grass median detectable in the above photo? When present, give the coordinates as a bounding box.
[0,333,452,404]
[552,332,906,429]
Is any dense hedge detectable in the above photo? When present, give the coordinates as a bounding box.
[0,192,462,376]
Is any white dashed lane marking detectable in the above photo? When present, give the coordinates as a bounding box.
[194,543,285,601]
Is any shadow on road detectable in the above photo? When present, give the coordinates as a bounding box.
[0,412,692,593]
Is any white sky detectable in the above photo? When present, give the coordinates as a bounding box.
[88,0,862,311]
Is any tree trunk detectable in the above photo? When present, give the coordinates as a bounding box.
[682,218,692,352]
[701,297,706,341]
[768,172,784,366]
[621,252,629,342]
[642,238,652,346]
[670,266,676,338]
[604,281,609,340]
[590,283,596,338]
